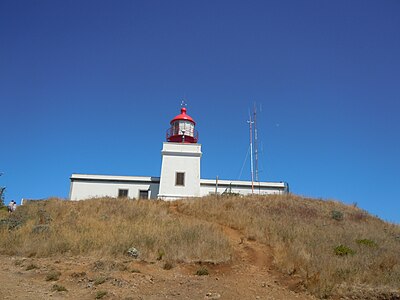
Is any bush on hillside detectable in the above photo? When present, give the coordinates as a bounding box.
[195,266,209,276]
[334,245,355,256]
[356,239,377,247]
[331,210,344,221]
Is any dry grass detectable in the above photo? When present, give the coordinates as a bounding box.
[0,208,8,219]
[1,195,399,298]
[177,194,400,298]
[0,198,231,263]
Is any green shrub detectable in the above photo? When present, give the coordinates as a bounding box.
[52,284,67,292]
[45,271,61,281]
[195,266,209,276]
[356,239,377,247]
[331,210,343,221]
[96,290,107,299]
[94,276,107,285]
[334,245,355,256]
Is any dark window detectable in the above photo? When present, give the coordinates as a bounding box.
[139,190,149,199]
[118,189,128,198]
[173,121,179,135]
[175,172,185,186]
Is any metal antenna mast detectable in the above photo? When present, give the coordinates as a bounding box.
[247,115,254,194]
[253,103,259,182]
[0,172,5,206]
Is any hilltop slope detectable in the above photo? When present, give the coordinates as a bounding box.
[0,195,398,299]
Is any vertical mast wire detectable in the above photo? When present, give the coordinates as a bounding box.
[237,144,250,180]
[253,103,259,183]
[247,112,254,194]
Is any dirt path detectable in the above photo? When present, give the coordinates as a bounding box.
[0,205,315,300]
[168,203,314,300]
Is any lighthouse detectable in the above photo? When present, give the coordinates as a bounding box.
[69,102,288,201]
[157,106,202,200]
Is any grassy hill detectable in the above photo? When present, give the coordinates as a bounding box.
[0,194,399,299]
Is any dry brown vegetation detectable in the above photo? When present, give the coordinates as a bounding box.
[0,195,399,299]
[178,194,400,298]
[0,198,230,263]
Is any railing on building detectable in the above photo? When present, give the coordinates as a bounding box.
[166,127,199,143]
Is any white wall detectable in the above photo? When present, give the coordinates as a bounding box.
[69,175,287,201]
[158,142,202,200]
[200,184,285,196]
[69,175,159,200]
[200,179,287,196]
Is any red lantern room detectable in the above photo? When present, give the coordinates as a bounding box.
[166,107,199,143]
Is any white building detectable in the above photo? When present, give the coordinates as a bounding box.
[69,106,288,201]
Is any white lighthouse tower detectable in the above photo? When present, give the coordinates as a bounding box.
[157,105,202,200]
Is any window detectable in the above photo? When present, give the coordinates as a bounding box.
[139,190,149,199]
[173,121,179,135]
[175,172,185,186]
[118,189,128,198]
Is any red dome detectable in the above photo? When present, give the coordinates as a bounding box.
[166,107,198,143]
[170,107,196,125]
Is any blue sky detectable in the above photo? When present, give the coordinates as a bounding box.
[1,0,399,223]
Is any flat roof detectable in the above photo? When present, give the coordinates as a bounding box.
[200,178,286,188]
[70,173,160,183]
